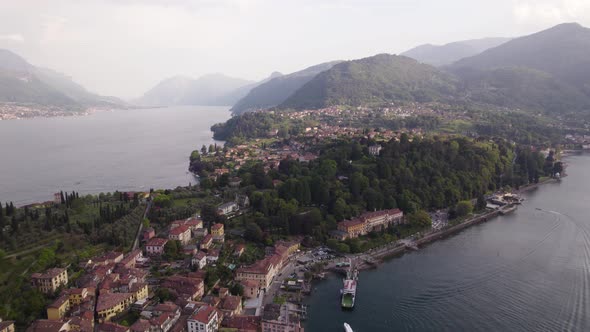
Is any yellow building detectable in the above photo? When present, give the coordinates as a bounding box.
[68,288,89,306]
[236,255,280,288]
[31,268,68,294]
[132,283,149,302]
[96,283,148,323]
[96,293,135,322]
[47,295,70,320]
[337,219,366,239]
[211,223,224,236]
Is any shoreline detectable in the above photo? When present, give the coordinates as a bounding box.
[304,175,565,296]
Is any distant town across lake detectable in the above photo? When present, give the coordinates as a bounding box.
[0,106,230,205]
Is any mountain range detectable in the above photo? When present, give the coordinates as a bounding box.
[401,37,511,66]
[134,73,278,107]
[229,61,342,115]
[3,22,590,116]
[277,23,590,114]
[0,49,125,109]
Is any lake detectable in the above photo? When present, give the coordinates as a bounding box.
[305,153,590,331]
[0,106,230,205]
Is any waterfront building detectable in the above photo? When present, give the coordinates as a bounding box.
[236,256,279,288]
[335,208,404,239]
[31,268,68,294]
[337,219,366,239]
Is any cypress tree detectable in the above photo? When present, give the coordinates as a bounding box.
[60,191,65,204]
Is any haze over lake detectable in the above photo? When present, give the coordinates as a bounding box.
[0,106,230,205]
[305,153,590,331]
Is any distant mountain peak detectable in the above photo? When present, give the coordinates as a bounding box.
[0,48,33,72]
[401,37,511,66]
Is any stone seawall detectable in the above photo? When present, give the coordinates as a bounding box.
[361,209,503,267]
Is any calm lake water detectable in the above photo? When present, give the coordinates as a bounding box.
[305,153,590,331]
[0,106,230,205]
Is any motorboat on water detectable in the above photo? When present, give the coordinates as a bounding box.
[344,322,353,332]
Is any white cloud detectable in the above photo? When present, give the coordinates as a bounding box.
[0,33,24,42]
[513,0,590,25]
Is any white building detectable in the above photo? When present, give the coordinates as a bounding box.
[187,305,218,332]
[191,251,207,269]
[217,202,239,216]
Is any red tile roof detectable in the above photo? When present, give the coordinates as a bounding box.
[202,234,213,244]
[146,237,168,247]
[222,315,261,331]
[97,322,130,332]
[169,225,190,236]
[31,267,66,279]
[211,223,224,231]
[338,219,364,229]
[96,292,134,311]
[190,305,217,324]
[221,295,242,311]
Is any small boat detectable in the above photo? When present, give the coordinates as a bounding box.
[344,322,353,332]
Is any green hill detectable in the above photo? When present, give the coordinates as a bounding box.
[230,61,341,114]
[280,54,458,109]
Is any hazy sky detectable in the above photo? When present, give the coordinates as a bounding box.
[1,0,589,99]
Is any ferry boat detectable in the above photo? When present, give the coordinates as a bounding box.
[341,268,358,309]
[344,322,353,332]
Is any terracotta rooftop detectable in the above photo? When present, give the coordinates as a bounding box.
[190,305,217,324]
[97,322,130,332]
[222,315,261,331]
[338,219,364,229]
[31,267,66,279]
[211,223,224,231]
[169,225,190,236]
[0,321,15,330]
[202,234,213,243]
[130,319,152,332]
[96,292,134,311]
[48,294,70,308]
[221,295,241,311]
[146,237,168,247]
[240,279,259,288]
[26,320,69,332]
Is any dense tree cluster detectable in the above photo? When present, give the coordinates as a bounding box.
[215,136,538,244]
